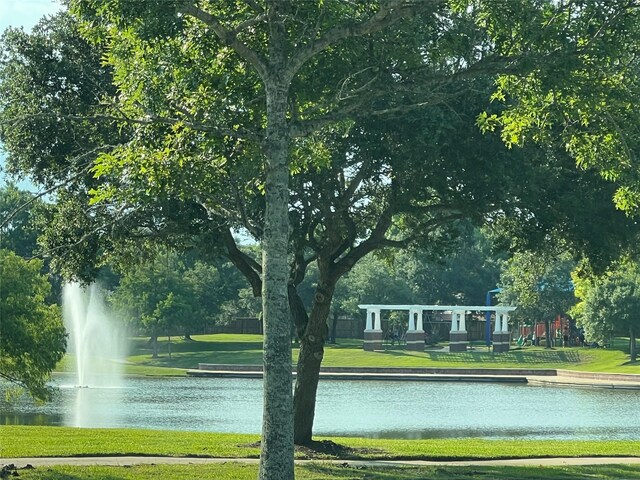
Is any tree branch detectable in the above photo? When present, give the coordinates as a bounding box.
[233,13,268,35]
[2,112,261,142]
[287,0,439,78]
[37,204,142,262]
[244,0,265,15]
[0,146,111,230]
[179,2,268,80]
[290,98,365,137]
[221,227,263,297]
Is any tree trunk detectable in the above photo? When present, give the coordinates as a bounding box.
[150,329,158,358]
[258,78,295,479]
[630,326,637,362]
[293,280,336,445]
[544,320,552,349]
[330,311,338,345]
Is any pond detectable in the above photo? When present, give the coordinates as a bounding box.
[2,374,639,440]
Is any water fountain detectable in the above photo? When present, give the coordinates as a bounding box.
[62,283,126,427]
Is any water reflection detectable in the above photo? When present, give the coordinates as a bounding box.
[2,375,639,440]
[63,385,125,428]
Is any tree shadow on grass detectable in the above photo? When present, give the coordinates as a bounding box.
[241,439,385,461]
[301,463,640,479]
[3,465,122,480]
[132,339,264,355]
[373,348,585,365]
[422,350,582,365]
[131,338,266,368]
[135,350,264,369]
[295,440,385,460]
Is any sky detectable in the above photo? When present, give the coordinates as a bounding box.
[0,0,63,32]
[0,0,65,190]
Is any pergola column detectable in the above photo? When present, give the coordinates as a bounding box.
[373,308,382,331]
[493,312,511,353]
[493,313,502,334]
[416,310,424,331]
[365,309,374,331]
[449,310,468,352]
[405,308,425,352]
[502,313,510,332]
[407,309,416,332]
[363,308,383,351]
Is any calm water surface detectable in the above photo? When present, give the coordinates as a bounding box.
[2,374,639,440]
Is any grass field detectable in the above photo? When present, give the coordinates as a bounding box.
[92,333,640,377]
[7,463,640,479]
[3,426,640,460]
[3,427,640,479]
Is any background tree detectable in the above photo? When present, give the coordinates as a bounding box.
[0,249,66,400]
[499,251,576,347]
[109,248,247,355]
[182,258,248,335]
[572,259,640,361]
[332,254,414,318]
[400,227,504,306]
[0,185,45,258]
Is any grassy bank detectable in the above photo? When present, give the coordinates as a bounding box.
[2,426,640,460]
[8,463,640,480]
[96,334,640,376]
[3,427,640,479]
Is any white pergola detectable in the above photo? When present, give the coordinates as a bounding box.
[358,304,517,351]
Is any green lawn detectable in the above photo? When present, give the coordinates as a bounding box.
[86,333,640,376]
[8,463,640,480]
[3,426,640,460]
[3,427,640,480]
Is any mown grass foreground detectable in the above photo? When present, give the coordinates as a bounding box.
[114,334,640,376]
[2,427,640,479]
[3,426,640,460]
[6,463,640,480]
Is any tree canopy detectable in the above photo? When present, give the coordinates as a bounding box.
[109,247,249,355]
[0,185,45,258]
[499,250,576,347]
[572,258,640,361]
[0,249,66,400]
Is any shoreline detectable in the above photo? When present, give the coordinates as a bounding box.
[188,364,640,389]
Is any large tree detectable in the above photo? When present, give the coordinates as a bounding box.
[499,250,576,347]
[4,3,640,477]
[0,249,66,400]
[572,258,640,361]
